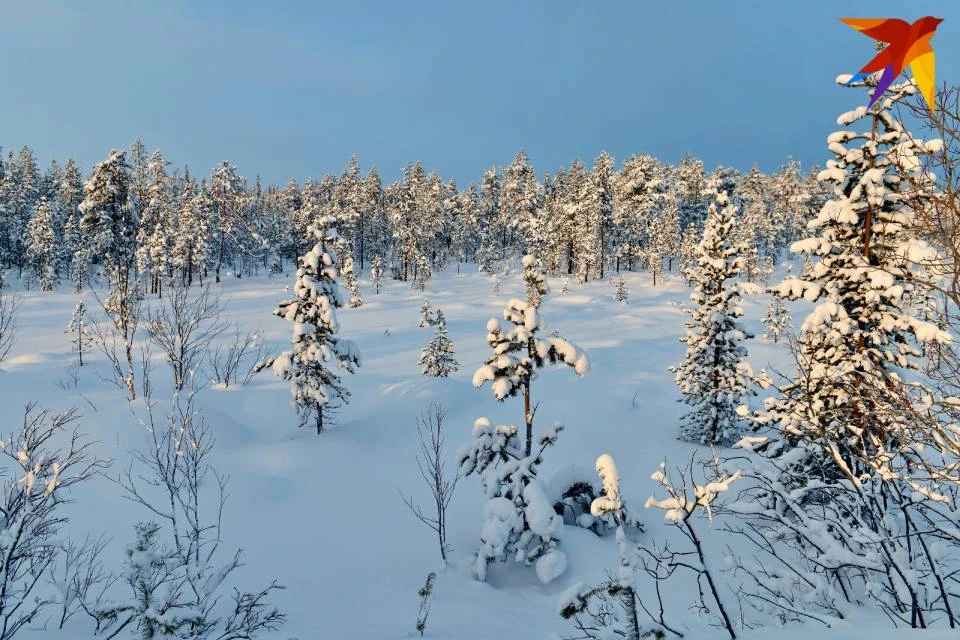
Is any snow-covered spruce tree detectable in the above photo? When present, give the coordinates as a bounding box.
[66,301,92,366]
[58,157,84,285]
[612,274,628,303]
[473,255,588,456]
[457,419,567,583]
[419,298,435,328]
[271,216,361,433]
[96,522,203,639]
[25,197,59,291]
[412,254,431,292]
[671,191,755,446]
[419,310,458,377]
[370,255,384,293]
[678,222,699,285]
[79,150,136,296]
[761,294,792,343]
[759,77,949,479]
[502,149,542,260]
[342,256,362,308]
[207,161,245,283]
[135,149,174,295]
[729,79,960,629]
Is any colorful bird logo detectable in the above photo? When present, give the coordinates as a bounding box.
[840,16,943,111]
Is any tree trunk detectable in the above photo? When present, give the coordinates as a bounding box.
[524,384,533,457]
[216,228,225,283]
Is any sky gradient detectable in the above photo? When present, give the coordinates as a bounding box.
[1,1,957,185]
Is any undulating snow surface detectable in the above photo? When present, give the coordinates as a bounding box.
[0,264,932,639]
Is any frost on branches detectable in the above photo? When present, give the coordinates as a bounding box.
[457,419,566,583]
[272,216,361,434]
[419,310,458,377]
[472,255,588,456]
[671,191,755,446]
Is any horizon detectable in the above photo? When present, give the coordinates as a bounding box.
[1,2,956,185]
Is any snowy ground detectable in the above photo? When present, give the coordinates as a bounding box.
[0,264,947,639]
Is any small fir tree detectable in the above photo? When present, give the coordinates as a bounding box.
[670,192,755,446]
[342,256,363,308]
[271,216,361,434]
[370,256,384,293]
[65,301,92,366]
[419,310,458,377]
[612,274,628,303]
[761,294,792,343]
[419,298,435,328]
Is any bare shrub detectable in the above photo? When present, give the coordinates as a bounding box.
[144,281,227,390]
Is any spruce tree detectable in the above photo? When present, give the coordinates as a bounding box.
[671,191,755,446]
[612,274,628,303]
[761,78,947,477]
[678,222,700,285]
[25,197,58,291]
[419,298,435,328]
[419,310,458,377]
[272,216,361,433]
[79,150,136,295]
[342,256,362,308]
[761,295,792,343]
[66,301,92,365]
[370,256,384,293]
[208,161,245,283]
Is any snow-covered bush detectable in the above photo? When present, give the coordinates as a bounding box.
[612,274,628,303]
[457,419,566,583]
[641,456,741,639]
[145,280,226,391]
[558,455,655,640]
[547,464,642,537]
[105,374,286,639]
[207,327,265,388]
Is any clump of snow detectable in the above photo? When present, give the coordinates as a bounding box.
[535,551,568,584]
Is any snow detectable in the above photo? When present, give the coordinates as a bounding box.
[535,550,568,584]
[0,259,949,639]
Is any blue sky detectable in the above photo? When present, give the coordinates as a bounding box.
[1,1,957,185]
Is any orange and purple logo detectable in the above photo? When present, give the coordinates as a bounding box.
[841,16,943,111]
